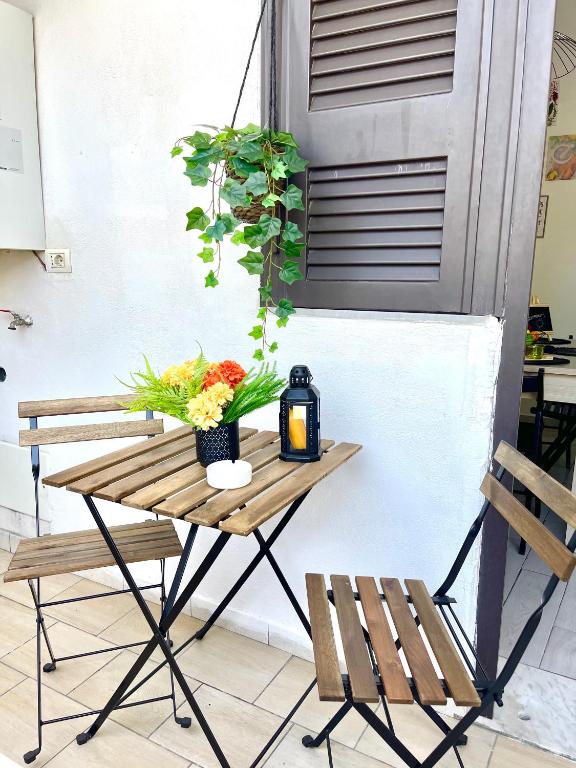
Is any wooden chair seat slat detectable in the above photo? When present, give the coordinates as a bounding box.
[356,576,413,704]
[65,434,198,495]
[219,443,362,536]
[183,440,336,526]
[20,419,164,447]
[381,578,447,705]
[42,425,196,488]
[331,575,380,703]
[306,573,345,702]
[481,473,576,581]
[495,441,576,529]
[3,520,182,582]
[18,394,138,418]
[405,579,480,707]
[152,432,280,518]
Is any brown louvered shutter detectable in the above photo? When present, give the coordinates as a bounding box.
[274,0,486,313]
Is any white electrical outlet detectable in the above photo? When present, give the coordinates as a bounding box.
[45,248,72,273]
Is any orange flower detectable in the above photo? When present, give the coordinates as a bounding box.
[203,360,247,390]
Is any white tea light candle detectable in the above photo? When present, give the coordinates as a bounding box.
[206,459,252,490]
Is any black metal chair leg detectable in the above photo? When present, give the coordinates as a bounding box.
[302,701,353,749]
[23,586,44,764]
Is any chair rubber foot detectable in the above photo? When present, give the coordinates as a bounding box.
[176,716,192,728]
[169,639,174,648]
[194,628,208,641]
[456,734,468,746]
[43,661,57,673]
[23,748,40,764]
[76,732,92,745]
[302,735,317,748]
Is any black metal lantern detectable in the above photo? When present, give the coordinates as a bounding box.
[279,365,321,462]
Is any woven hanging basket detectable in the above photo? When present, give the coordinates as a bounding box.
[226,162,283,224]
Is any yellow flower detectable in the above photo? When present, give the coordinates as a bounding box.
[161,358,197,387]
[204,382,234,407]
[161,364,183,386]
[187,391,224,430]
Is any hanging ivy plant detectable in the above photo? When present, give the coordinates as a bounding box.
[172,123,308,360]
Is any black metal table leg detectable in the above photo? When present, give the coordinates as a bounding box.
[77,495,233,768]
[194,492,311,641]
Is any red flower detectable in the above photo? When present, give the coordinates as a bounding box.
[203,360,247,390]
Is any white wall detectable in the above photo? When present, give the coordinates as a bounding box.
[0,0,502,655]
[532,0,576,338]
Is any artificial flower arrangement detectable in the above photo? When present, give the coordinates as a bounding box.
[123,352,285,466]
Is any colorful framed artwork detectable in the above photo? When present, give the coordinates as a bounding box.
[546,135,576,180]
[536,195,548,238]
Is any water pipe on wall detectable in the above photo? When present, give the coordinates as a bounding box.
[0,308,33,330]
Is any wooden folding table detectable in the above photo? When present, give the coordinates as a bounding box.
[43,425,361,768]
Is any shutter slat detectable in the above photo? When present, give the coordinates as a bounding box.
[305,160,446,283]
[310,1,456,109]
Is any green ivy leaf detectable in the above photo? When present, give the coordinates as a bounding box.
[269,341,279,353]
[244,171,269,196]
[257,307,267,319]
[184,130,212,148]
[237,251,264,275]
[258,214,282,241]
[283,146,308,173]
[206,219,227,241]
[271,159,288,180]
[259,283,273,301]
[190,146,225,165]
[280,184,304,211]
[281,240,306,258]
[261,193,281,208]
[198,247,214,263]
[253,348,265,361]
[281,221,303,242]
[248,324,264,340]
[171,146,183,157]
[272,131,298,148]
[237,141,264,162]
[205,270,219,288]
[186,207,210,231]
[220,178,250,207]
[279,260,304,285]
[199,233,213,244]
[229,156,260,178]
[276,316,289,328]
[276,298,295,319]
[231,230,246,245]
[238,123,263,137]
[219,213,240,233]
[243,224,265,248]
[184,162,212,187]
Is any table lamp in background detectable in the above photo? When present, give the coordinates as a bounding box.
[279,365,322,462]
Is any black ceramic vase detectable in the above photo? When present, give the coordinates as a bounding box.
[195,421,240,467]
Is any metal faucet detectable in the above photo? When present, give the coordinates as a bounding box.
[6,311,33,330]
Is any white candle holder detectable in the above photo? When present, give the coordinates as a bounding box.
[206,459,252,490]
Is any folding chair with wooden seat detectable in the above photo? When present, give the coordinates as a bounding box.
[4,395,188,764]
[303,440,576,768]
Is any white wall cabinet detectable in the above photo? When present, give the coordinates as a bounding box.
[0,0,45,250]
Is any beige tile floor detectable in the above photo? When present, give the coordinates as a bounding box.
[0,558,575,767]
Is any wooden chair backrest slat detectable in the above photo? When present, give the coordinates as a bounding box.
[19,419,164,447]
[18,394,138,418]
[480,472,576,581]
[495,441,576,529]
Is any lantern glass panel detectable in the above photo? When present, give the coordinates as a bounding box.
[288,404,308,451]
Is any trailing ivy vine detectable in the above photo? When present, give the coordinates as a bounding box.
[173,123,308,360]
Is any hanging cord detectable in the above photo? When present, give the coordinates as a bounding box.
[267,0,278,133]
[231,0,269,127]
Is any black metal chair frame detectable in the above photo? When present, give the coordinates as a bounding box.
[302,463,576,768]
[22,410,187,765]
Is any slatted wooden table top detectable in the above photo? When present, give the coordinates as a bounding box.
[43,427,362,536]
